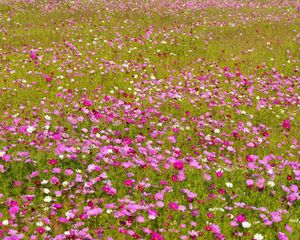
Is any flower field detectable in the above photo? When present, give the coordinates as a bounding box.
[0,0,299,239]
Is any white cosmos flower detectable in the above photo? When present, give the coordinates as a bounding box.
[242,221,251,228]
[44,115,51,120]
[62,181,69,187]
[214,129,220,134]
[26,126,36,133]
[43,188,50,194]
[107,149,113,154]
[2,219,9,225]
[36,221,43,226]
[148,215,156,220]
[226,182,233,188]
[41,180,48,185]
[267,181,275,187]
[66,211,73,218]
[253,233,264,240]
[43,196,52,202]
[45,226,51,232]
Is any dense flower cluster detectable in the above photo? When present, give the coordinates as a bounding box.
[0,0,299,239]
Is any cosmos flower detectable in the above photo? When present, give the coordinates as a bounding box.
[253,233,264,240]
[216,169,223,177]
[278,232,288,240]
[169,202,179,210]
[26,126,36,133]
[270,211,282,223]
[151,232,164,240]
[173,161,184,170]
[242,221,251,228]
[2,220,9,226]
[282,119,291,130]
[236,214,246,223]
[43,196,52,203]
[87,208,103,217]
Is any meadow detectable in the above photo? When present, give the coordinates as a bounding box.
[0,0,300,239]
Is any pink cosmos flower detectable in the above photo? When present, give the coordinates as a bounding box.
[103,186,116,196]
[58,217,68,223]
[0,165,5,173]
[282,119,291,130]
[168,136,176,144]
[53,203,63,209]
[87,208,103,216]
[30,50,38,60]
[285,224,293,233]
[236,214,246,223]
[36,227,45,234]
[2,154,11,162]
[136,215,145,223]
[52,168,61,174]
[216,169,223,177]
[256,178,265,189]
[9,206,20,216]
[50,176,59,185]
[42,74,52,82]
[13,181,22,187]
[148,209,158,219]
[246,179,254,187]
[48,159,58,165]
[123,179,135,187]
[278,232,288,240]
[83,99,93,107]
[151,232,164,240]
[246,155,258,162]
[64,169,73,176]
[154,192,164,201]
[173,161,184,170]
[230,221,239,227]
[270,211,282,222]
[169,202,179,210]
